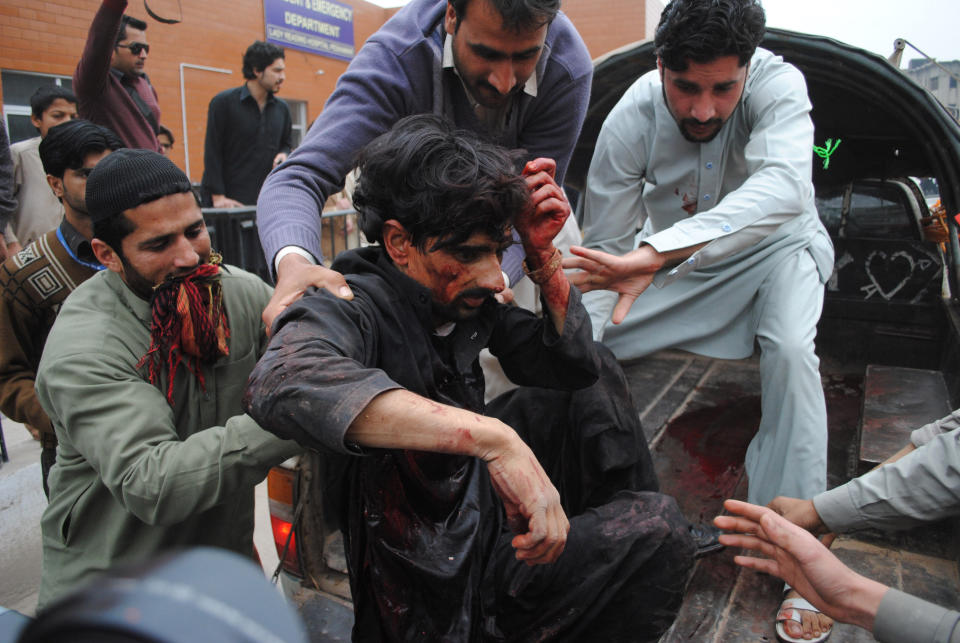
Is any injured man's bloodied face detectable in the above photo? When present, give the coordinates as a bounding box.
[400,227,512,323]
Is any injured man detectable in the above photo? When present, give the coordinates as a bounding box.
[244,114,696,641]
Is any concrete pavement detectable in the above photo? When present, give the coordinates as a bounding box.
[0,416,43,616]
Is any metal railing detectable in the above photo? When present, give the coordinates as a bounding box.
[200,206,361,283]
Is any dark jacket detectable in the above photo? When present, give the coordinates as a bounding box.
[245,246,598,640]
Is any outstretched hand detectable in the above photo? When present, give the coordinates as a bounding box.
[563,245,663,323]
[715,499,887,633]
[515,158,570,253]
[483,431,569,566]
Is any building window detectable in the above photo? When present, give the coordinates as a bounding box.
[1,70,73,144]
[286,99,308,149]
[951,77,958,89]
[929,76,939,91]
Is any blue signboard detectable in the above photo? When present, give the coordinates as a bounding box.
[264,0,355,62]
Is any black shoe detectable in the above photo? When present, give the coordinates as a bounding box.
[690,523,724,558]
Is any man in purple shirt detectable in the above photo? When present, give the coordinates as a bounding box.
[74,0,161,152]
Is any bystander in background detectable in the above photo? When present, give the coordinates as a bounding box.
[3,87,78,257]
[157,125,174,157]
[0,120,16,262]
[202,41,291,208]
[74,0,161,151]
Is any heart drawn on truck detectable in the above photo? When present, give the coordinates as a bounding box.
[861,249,916,300]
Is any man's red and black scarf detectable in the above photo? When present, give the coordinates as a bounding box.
[137,254,230,404]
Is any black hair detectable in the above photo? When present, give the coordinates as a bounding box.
[92,212,137,259]
[39,119,124,179]
[242,41,285,80]
[157,124,174,144]
[352,114,529,254]
[449,0,559,32]
[116,14,148,44]
[655,0,766,71]
[30,85,77,120]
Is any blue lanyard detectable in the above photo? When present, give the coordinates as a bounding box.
[56,227,106,272]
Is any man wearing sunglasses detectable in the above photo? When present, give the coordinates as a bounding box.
[74,0,162,152]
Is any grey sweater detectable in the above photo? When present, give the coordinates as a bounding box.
[254,0,592,283]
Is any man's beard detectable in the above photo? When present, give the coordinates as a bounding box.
[136,254,230,404]
[451,45,521,109]
[121,257,174,301]
[121,253,208,300]
[62,190,87,216]
[661,84,726,143]
[469,79,522,109]
[677,118,724,143]
[432,287,496,322]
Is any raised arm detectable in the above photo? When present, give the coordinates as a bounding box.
[515,158,573,334]
[74,0,126,101]
[500,16,591,286]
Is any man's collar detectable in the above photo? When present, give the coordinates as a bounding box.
[110,67,141,84]
[442,34,538,99]
[58,218,100,266]
[241,82,275,104]
[374,249,440,331]
[104,269,153,322]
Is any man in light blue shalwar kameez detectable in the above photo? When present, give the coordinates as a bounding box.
[567,4,836,639]
[569,2,834,511]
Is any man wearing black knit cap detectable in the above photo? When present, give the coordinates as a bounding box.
[34,149,301,609]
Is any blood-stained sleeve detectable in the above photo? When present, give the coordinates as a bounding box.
[488,285,599,391]
[244,289,403,454]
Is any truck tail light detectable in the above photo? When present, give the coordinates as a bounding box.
[267,465,303,577]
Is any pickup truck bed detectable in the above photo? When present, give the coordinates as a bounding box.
[635,308,960,641]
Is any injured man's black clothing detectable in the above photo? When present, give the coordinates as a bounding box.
[245,247,696,642]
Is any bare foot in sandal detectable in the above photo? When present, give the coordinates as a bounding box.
[777,587,834,642]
